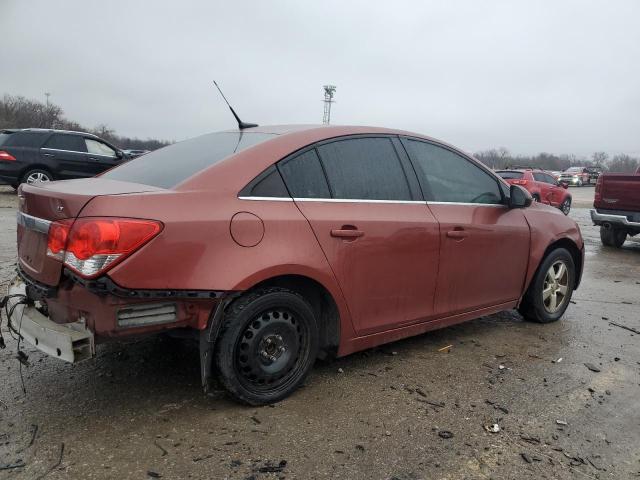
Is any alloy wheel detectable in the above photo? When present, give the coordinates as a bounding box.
[542,260,569,313]
[26,172,51,184]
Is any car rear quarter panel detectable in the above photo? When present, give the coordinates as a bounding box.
[79,190,356,339]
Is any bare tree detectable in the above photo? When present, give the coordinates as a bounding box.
[608,154,639,173]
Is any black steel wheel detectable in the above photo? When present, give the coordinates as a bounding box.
[215,287,318,405]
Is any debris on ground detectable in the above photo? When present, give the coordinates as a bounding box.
[521,452,533,463]
[438,345,453,352]
[556,420,568,426]
[147,471,162,478]
[584,363,601,372]
[609,321,640,335]
[257,460,287,473]
[485,424,501,433]
[438,430,454,439]
[0,460,26,471]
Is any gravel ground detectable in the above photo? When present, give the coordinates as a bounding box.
[0,184,638,479]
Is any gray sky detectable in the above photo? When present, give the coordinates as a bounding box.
[2,0,639,156]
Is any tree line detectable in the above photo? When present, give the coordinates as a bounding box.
[0,94,170,151]
[1,93,638,172]
[473,148,639,174]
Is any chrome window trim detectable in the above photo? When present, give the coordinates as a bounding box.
[293,198,425,204]
[41,147,86,155]
[16,211,51,234]
[41,147,117,158]
[237,196,293,202]
[238,196,507,207]
[426,201,507,208]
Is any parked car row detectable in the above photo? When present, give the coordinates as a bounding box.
[495,168,572,214]
[558,166,600,186]
[4,124,584,405]
[0,128,146,188]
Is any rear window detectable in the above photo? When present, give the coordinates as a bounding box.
[496,171,524,180]
[0,132,12,146]
[1,131,49,148]
[102,132,276,189]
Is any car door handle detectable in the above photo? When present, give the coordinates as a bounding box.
[331,227,364,239]
[446,229,468,239]
[43,153,54,157]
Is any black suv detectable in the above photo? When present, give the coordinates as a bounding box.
[0,128,129,188]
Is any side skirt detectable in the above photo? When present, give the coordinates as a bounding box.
[338,301,518,357]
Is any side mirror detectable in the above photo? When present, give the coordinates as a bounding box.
[116,150,124,159]
[560,181,568,189]
[508,184,533,208]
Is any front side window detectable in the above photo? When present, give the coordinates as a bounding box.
[278,149,331,199]
[543,173,558,185]
[403,139,502,204]
[43,134,86,152]
[85,138,116,157]
[316,137,412,200]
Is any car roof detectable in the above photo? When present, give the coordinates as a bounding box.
[4,128,99,138]
[220,124,452,146]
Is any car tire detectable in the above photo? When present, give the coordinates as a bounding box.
[214,287,319,405]
[21,169,53,185]
[600,226,626,248]
[560,197,571,215]
[577,180,583,187]
[518,248,575,324]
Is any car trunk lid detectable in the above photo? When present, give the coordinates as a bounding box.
[17,178,163,286]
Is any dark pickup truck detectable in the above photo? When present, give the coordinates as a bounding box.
[591,167,640,247]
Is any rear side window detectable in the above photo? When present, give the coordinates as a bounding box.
[103,132,276,189]
[316,137,412,200]
[532,172,546,182]
[497,171,524,180]
[44,134,87,152]
[2,131,49,147]
[240,166,289,197]
[403,139,502,204]
[279,149,330,198]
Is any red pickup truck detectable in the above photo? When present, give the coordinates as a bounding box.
[591,167,640,247]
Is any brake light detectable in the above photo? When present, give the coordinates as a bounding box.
[594,175,603,203]
[0,150,16,161]
[46,217,162,278]
[512,179,528,186]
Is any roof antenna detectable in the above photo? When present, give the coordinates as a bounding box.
[213,80,258,130]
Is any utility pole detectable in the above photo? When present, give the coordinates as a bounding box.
[45,92,51,107]
[322,85,336,124]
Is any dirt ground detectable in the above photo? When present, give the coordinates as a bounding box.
[0,184,638,480]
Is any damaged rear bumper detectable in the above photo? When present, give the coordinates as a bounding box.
[7,278,95,363]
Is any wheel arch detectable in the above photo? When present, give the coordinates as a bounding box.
[541,238,583,290]
[228,274,341,359]
[18,164,54,182]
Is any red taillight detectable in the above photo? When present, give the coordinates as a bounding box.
[594,175,603,203]
[512,179,528,186]
[47,219,72,260]
[47,217,162,278]
[0,150,16,161]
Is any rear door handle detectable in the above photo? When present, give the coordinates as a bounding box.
[43,153,54,158]
[331,227,364,239]
[446,229,468,239]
